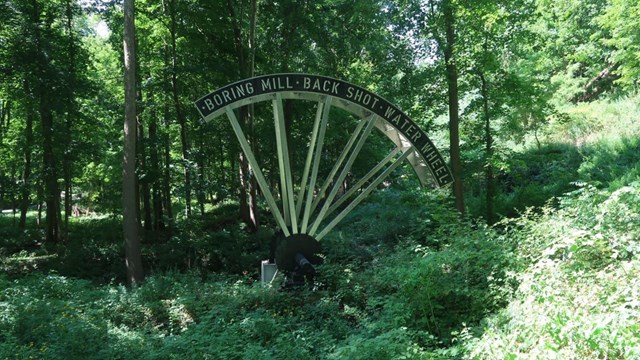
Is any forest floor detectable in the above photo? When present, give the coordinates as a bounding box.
[1,182,638,359]
[2,98,640,359]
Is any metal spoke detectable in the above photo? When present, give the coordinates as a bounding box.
[225,107,290,236]
[309,114,378,236]
[196,74,454,245]
[326,146,403,216]
[295,99,325,221]
[315,146,414,241]
[300,96,332,233]
[308,116,367,216]
[273,93,298,233]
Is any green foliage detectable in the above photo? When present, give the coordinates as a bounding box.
[578,137,640,190]
[465,183,640,359]
[466,143,582,218]
[531,0,614,103]
[328,188,429,252]
[0,187,514,359]
[361,223,517,342]
[1,177,639,358]
[0,274,109,359]
[2,0,640,358]
[466,94,640,221]
[329,328,434,360]
[597,0,640,90]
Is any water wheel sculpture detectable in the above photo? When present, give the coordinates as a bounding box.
[195,74,452,285]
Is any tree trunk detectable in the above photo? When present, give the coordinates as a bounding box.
[227,0,250,226]
[161,45,174,233]
[35,185,43,227]
[230,142,237,197]
[29,0,61,242]
[41,107,61,242]
[219,140,225,200]
[123,0,144,284]
[0,100,6,142]
[162,104,174,233]
[238,146,251,222]
[194,129,206,216]
[0,100,4,211]
[197,151,206,216]
[19,105,34,229]
[5,101,9,129]
[138,112,152,230]
[443,0,464,216]
[63,0,76,233]
[37,201,43,226]
[479,71,494,225]
[11,174,17,227]
[148,90,164,230]
[228,0,259,231]
[1,100,9,136]
[248,0,259,230]
[168,0,191,217]
[63,114,72,233]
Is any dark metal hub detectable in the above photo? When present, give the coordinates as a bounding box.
[273,233,322,287]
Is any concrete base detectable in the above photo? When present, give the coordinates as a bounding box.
[260,260,278,286]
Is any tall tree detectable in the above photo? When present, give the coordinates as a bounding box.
[62,0,76,231]
[138,115,152,230]
[464,0,540,223]
[401,0,466,215]
[27,0,63,242]
[478,69,494,224]
[598,0,640,91]
[533,0,613,102]
[227,0,259,231]
[123,0,144,284]
[442,0,464,215]
[147,87,164,230]
[247,0,259,229]
[18,95,34,229]
[167,0,192,217]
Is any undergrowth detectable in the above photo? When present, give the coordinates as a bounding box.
[1,94,639,358]
[0,188,518,359]
[2,181,637,359]
[464,183,640,359]
[1,180,639,359]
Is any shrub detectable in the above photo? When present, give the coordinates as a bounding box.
[465,183,640,359]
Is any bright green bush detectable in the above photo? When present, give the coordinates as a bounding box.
[465,183,640,359]
[0,275,108,359]
[577,137,640,190]
[466,143,582,219]
[329,328,438,360]
[361,223,517,342]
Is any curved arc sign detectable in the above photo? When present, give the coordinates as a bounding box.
[195,73,453,187]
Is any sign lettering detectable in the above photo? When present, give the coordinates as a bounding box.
[195,74,453,187]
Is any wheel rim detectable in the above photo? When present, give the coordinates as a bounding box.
[195,73,452,240]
